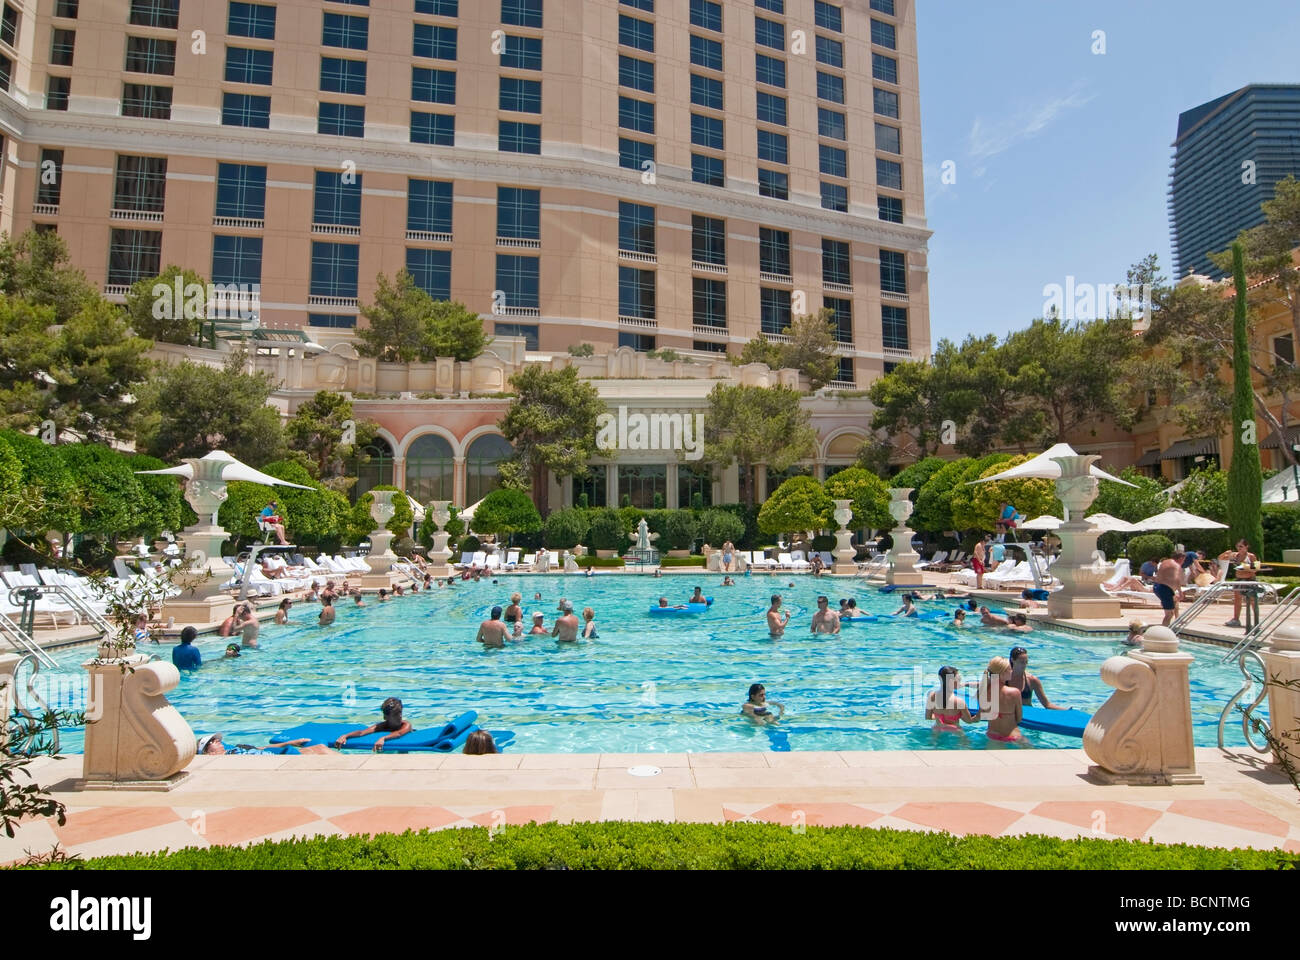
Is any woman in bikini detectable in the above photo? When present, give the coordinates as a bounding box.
[741,683,784,724]
[1006,646,1065,709]
[981,656,1026,744]
[925,666,977,733]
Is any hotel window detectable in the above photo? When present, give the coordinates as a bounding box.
[814,1,842,31]
[755,54,785,88]
[692,216,725,265]
[760,288,792,335]
[693,277,726,328]
[321,58,367,95]
[691,35,722,71]
[50,29,76,66]
[756,91,786,125]
[874,88,900,118]
[619,55,654,93]
[37,149,64,206]
[693,341,726,356]
[411,111,454,145]
[618,201,656,255]
[313,170,362,227]
[502,0,542,28]
[414,23,457,60]
[619,138,654,171]
[759,228,790,277]
[875,122,901,154]
[125,36,176,75]
[412,67,455,103]
[114,154,167,210]
[821,182,848,212]
[499,76,540,112]
[883,361,898,374]
[690,0,721,32]
[501,34,541,69]
[691,74,723,110]
[406,248,451,300]
[574,466,608,508]
[757,129,787,164]
[871,0,896,13]
[415,0,458,14]
[323,13,368,50]
[108,230,162,286]
[876,157,902,189]
[817,71,844,103]
[46,76,70,110]
[495,254,539,309]
[55,0,79,17]
[822,240,850,286]
[815,35,843,68]
[871,19,897,49]
[310,242,360,299]
[836,358,855,384]
[224,47,272,84]
[755,0,783,12]
[693,114,724,150]
[878,195,903,223]
[222,92,270,127]
[309,314,356,329]
[0,53,9,91]
[824,297,852,343]
[229,2,276,40]
[129,0,177,30]
[872,53,897,84]
[122,83,172,118]
[880,250,907,294]
[407,179,452,234]
[819,144,847,178]
[617,332,655,352]
[1274,334,1294,367]
[818,107,846,140]
[619,15,654,52]
[319,102,365,137]
[494,323,538,351]
[758,169,788,200]
[216,163,267,220]
[499,120,541,154]
[619,267,655,320]
[882,305,909,350]
[755,17,784,51]
[212,235,263,286]
[692,154,724,187]
[497,187,540,240]
[619,96,655,134]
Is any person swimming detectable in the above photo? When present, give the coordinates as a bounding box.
[926,666,977,732]
[952,609,967,627]
[333,697,412,752]
[892,595,919,618]
[741,682,784,724]
[1124,620,1146,647]
[581,606,599,639]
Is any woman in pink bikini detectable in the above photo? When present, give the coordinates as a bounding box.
[981,656,1027,744]
[925,665,977,733]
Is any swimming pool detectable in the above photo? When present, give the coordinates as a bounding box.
[27,575,1264,753]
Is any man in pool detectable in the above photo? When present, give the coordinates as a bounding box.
[476,605,510,648]
[767,595,789,637]
[810,596,841,634]
[333,697,412,752]
[528,611,549,635]
[689,586,706,604]
[319,596,335,626]
[741,683,785,724]
[979,605,1010,628]
[552,601,581,642]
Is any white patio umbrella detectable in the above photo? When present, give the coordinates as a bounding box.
[965,443,1136,487]
[1083,513,1141,533]
[1261,469,1300,504]
[134,450,315,490]
[1133,508,1228,532]
[459,498,485,521]
[1018,515,1063,530]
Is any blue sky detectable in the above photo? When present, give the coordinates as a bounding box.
[915,0,1300,348]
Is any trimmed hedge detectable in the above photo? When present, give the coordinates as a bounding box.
[23,822,1295,871]
[576,556,624,568]
[1262,503,1300,561]
[659,556,706,567]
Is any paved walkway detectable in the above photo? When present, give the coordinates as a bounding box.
[5,749,1298,863]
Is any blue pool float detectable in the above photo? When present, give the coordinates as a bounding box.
[1020,706,1091,737]
[648,598,712,615]
[270,711,487,753]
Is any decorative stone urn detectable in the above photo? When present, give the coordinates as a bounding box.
[885,489,923,585]
[426,500,453,575]
[1046,455,1121,620]
[162,454,240,627]
[80,653,195,789]
[361,490,402,590]
[1083,626,1203,784]
[831,499,857,575]
[1262,624,1300,770]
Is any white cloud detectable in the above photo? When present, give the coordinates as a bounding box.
[967,84,1095,173]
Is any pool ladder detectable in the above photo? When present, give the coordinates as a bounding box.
[1217,649,1272,753]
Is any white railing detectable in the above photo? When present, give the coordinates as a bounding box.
[692,260,727,275]
[824,281,854,295]
[308,294,358,307]
[759,271,792,285]
[213,216,264,229]
[312,223,361,236]
[882,347,912,360]
[692,324,727,337]
[406,230,453,243]
[104,284,131,298]
[618,315,657,329]
[32,203,59,216]
[882,290,910,302]
[495,305,539,317]
[496,236,541,249]
[824,381,857,391]
[619,248,657,265]
[763,332,793,345]
[110,208,163,222]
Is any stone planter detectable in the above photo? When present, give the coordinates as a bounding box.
[81,653,194,789]
[1046,455,1120,620]
[831,498,857,575]
[885,488,922,585]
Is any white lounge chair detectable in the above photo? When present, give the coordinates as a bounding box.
[520,552,536,568]
[817,551,835,567]
[505,550,520,570]
[748,551,778,570]
[915,550,948,570]
[785,551,812,572]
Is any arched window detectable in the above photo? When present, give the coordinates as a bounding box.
[466,434,513,505]
[405,434,454,505]
[353,437,394,500]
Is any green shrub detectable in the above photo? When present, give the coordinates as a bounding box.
[72,537,116,571]
[1261,504,1300,561]
[659,510,697,551]
[811,533,836,553]
[472,488,542,537]
[459,535,481,554]
[392,536,417,558]
[576,556,624,568]
[588,508,625,551]
[659,555,706,567]
[543,508,590,550]
[350,486,415,542]
[57,443,148,541]
[690,492,704,511]
[824,466,892,531]
[698,508,745,547]
[1126,534,1175,568]
[758,476,832,535]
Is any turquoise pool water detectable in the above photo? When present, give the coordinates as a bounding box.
[26,574,1263,753]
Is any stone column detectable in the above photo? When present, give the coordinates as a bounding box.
[665,462,679,507]
[885,488,923,586]
[755,465,768,503]
[831,499,857,576]
[361,490,402,591]
[453,456,467,508]
[80,653,194,789]
[162,454,241,628]
[391,456,406,493]
[606,462,620,508]
[1262,624,1300,770]
[1046,454,1121,620]
[1084,626,1203,784]
[426,500,453,577]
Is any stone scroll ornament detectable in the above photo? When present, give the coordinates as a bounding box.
[83,656,194,783]
[1083,656,1158,775]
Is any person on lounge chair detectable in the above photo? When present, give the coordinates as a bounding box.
[333,698,412,752]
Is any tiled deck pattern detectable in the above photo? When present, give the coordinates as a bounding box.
[5,749,1299,863]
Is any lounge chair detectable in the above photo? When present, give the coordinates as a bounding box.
[817,551,835,567]
[915,550,948,570]
[504,550,521,570]
[748,551,778,570]
[786,551,812,572]
[520,552,536,568]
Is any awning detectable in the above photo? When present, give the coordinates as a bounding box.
[1262,424,1300,450]
[1134,449,1163,467]
[1160,437,1219,460]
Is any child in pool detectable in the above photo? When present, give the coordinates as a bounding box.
[741,683,785,724]
[333,697,411,753]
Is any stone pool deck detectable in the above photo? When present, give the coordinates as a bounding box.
[4,748,1298,863]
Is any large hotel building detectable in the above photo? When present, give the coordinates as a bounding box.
[0,0,932,508]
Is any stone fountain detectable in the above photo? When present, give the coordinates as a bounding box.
[831,499,858,575]
[360,490,404,591]
[626,516,660,567]
[885,489,923,586]
[1046,455,1121,620]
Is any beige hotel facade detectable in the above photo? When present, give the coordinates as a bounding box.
[0,0,933,509]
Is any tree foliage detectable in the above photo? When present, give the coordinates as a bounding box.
[823,467,892,530]
[911,455,1013,533]
[0,429,80,534]
[758,476,832,535]
[951,455,1063,532]
[738,311,840,390]
[283,391,378,487]
[56,443,147,541]
[127,453,194,537]
[1226,242,1265,556]
[471,488,542,537]
[541,507,589,550]
[889,456,949,493]
[0,229,97,323]
[124,265,208,345]
[703,385,817,508]
[355,271,488,363]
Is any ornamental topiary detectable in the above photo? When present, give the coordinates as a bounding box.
[698,508,745,547]
[472,488,542,537]
[588,508,625,551]
[1126,534,1175,569]
[659,510,697,551]
[542,507,590,550]
[758,476,832,536]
